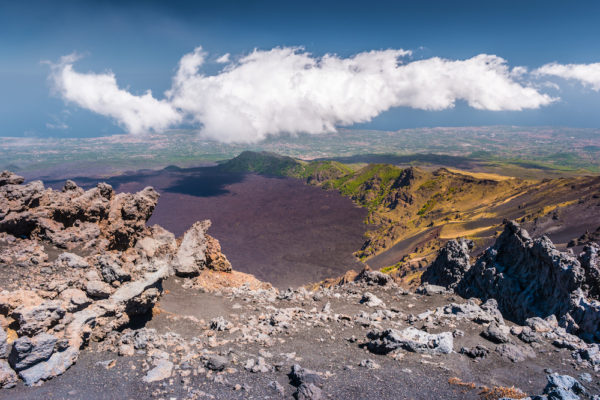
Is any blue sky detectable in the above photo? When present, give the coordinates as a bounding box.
[2,0,600,139]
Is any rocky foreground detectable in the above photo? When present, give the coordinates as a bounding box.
[1,171,600,399]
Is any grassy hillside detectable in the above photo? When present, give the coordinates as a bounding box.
[221,151,600,283]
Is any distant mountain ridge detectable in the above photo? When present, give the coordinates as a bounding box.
[218,151,303,176]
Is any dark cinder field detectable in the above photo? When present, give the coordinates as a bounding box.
[47,166,368,288]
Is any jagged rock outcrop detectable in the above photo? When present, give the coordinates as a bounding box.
[0,172,158,251]
[205,234,232,272]
[421,238,472,289]
[426,220,600,341]
[0,171,24,187]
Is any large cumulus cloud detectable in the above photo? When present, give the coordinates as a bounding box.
[49,46,556,142]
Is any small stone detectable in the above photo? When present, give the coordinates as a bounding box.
[205,355,228,371]
[85,280,113,299]
[118,344,135,357]
[268,380,285,395]
[579,372,592,383]
[210,316,231,331]
[142,360,173,383]
[358,359,380,369]
[360,292,385,308]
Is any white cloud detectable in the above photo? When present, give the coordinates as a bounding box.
[48,47,556,142]
[535,62,600,91]
[216,53,230,63]
[45,121,69,130]
[48,54,182,134]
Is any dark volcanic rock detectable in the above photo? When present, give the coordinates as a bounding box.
[205,355,228,371]
[421,238,473,289]
[289,365,324,400]
[295,383,323,400]
[460,345,490,359]
[457,221,583,319]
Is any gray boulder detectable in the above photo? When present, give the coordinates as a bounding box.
[416,284,449,296]
[9,333,56,371]
[544,374,586,400]
[481,322,511,344]
[18,347,78,386]
[442,299,504,325]
[354,268,394,286]
[367,327,453,355]
[460,345,490,359]
[295,383,323,400]
[289,365,324,400]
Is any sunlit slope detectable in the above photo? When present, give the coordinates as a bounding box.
[220,151,600,277]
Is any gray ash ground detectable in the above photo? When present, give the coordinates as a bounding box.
[6,277,599,400]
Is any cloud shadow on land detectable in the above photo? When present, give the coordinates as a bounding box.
[42,166,249,198]
[162,167,248,197]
